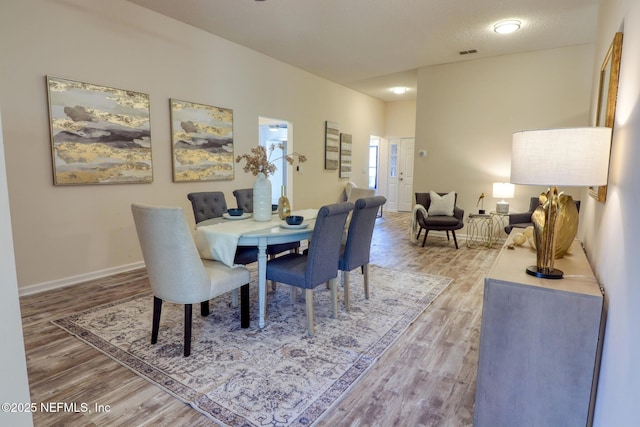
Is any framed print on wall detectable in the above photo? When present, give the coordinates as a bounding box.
[170,99,235,182]
[325,121,339,170]
[46,76,152,185]
[340,132,352,178]
[589,32,623,202]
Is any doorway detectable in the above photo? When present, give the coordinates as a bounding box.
[386,138,414,212]
[258,117,292,205]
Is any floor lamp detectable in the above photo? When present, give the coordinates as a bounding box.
[510,127,612,279]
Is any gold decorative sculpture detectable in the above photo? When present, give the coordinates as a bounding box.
[476,192,485,214]
[530,188,579,277]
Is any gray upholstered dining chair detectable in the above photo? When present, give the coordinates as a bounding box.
[232,188,254,213]
[338,196,387,311]
[187,191,258,265]
[232,188,301,258]
[266,202,354,336]
[131,203,251,357]
[414,192,464,249]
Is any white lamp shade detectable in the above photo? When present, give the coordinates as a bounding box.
[511,127,612,186]
[493,182,515,199]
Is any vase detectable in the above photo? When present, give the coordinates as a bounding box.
[277,185,291,220]
[252,172,272,221]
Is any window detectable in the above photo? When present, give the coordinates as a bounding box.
[369,136,379,189]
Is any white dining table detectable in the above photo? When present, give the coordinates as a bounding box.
[194,209,317,328]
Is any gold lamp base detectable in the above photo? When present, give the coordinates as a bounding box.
[529,187,579,279]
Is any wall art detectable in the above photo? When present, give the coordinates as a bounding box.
[325,120,339,170]
[589,32,623,202]
[170,99,234,182]
[340,132,352,178]
[46,76,152,185]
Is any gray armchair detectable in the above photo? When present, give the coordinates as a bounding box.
[414,192,464,249]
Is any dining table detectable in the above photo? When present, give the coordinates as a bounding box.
[194,208,318,328]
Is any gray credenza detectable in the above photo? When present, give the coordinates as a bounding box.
[474,235,605,427]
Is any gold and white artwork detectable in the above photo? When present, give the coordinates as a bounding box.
[46,76,152,185]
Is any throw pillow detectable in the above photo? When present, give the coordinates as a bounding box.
[428,191,455,216]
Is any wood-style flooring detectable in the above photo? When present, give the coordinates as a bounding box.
[20,212,500,426]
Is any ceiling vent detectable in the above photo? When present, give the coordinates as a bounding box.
[459,49,478,55]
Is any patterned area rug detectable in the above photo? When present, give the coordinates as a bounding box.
[53,265,451,426]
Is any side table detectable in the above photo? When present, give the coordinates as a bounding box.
[466,212,509,248]
[466,213,493,248]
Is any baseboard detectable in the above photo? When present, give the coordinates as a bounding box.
[19,261,145,297]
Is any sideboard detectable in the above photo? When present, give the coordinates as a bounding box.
[473,234,606,427]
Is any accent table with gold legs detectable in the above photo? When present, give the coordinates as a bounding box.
[466,212,508,248]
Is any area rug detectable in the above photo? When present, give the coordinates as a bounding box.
[53,265,452,426]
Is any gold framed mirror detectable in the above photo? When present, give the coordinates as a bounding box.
[589,32,623,202]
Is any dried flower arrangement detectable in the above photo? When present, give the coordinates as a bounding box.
[235,143,307,177]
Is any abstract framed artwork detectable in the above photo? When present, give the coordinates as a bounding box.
[589,32,623,202]
[325,121,339,170]
[170,99,235,182]
[340,132,352,178]
[46,76,152,185]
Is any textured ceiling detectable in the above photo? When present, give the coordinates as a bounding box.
[127,0,599,101]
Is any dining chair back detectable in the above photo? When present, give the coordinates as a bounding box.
[232,188,253,212]
[131,203,251,357]
[266,201,354,335]
[187,191,228,223]
[339,196,387,310]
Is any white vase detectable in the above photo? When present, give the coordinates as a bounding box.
[252,172,272,221]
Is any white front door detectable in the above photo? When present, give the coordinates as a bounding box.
[387,138,414,212]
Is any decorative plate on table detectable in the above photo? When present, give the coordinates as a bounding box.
[222,212,252,220]
[280,223,309,229]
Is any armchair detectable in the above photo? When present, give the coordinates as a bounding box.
[414,192,464,249]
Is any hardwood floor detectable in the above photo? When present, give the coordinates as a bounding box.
[20,212,500,426]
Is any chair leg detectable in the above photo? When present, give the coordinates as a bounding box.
[331,278,338,318]
[343,270,351,311]
[417,227,423,239]
[151,296,162,345]
[446,231,451,241]
[422,230,429,247]
[184,304,192,357]
[452,231,459,249]
[363,264,370,299]
[240,284,250,328]
[305,288,314,336]
[200,300,210,317]
[290,285,296,304]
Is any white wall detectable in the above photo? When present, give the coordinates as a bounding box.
[384,100,416,138]
[0,109,32,426]
[583,0,640,425]
[0,0,384,290]
[414,44,595,219]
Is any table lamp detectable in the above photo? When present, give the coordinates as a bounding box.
[510,127,612,279]
[493,182,515,214]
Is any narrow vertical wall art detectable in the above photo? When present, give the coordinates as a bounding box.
[340,132,352,178]
[325,121,339,170]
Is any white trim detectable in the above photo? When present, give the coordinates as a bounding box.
[18,262,145,297]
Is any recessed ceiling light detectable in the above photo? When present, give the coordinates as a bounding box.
[494,20,521,34]
[391,87,408,95]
